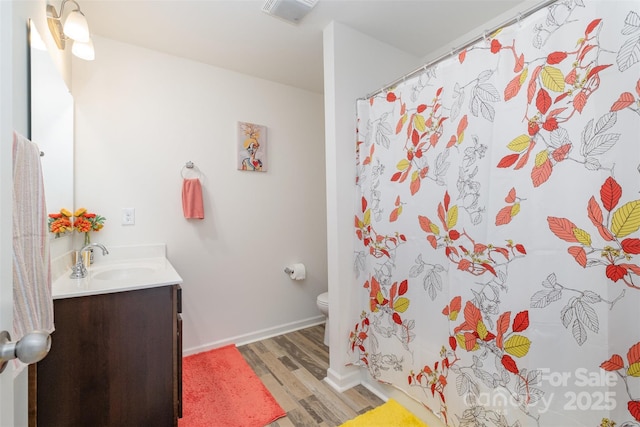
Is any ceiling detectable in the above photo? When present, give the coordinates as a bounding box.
[78,0,530,94]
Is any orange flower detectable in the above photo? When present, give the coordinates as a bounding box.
[73,217,92,233]
[48,207,105,237]
[50,217,71,234]
[48,208,74,235]
[72,208,106,234]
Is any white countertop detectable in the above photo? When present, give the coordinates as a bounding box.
[52,244,183,299]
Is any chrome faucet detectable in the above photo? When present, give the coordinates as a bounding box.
[70,243,109,279]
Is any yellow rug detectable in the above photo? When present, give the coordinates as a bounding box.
[340,399,429,427]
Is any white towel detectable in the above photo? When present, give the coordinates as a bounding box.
[12,131,54,376]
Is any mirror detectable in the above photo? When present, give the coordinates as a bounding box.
[28,20,74,221]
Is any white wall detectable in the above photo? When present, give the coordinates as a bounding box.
[72,36,328,353]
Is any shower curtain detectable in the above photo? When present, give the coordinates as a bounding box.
[350,1,640,426]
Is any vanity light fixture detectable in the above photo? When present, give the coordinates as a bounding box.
[46,0,95,60]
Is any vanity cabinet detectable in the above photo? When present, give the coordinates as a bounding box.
[29,284,182,427]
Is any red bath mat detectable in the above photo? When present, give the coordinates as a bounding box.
[179,344,286,427]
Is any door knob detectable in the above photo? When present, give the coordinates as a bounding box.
[0,330,51,373]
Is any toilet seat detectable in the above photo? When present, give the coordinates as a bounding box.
[316,292,329,346]
[317,292,328,307]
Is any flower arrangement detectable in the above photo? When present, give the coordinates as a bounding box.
[47,207,106,242]
[47,208,73,237]
[73,208,106,245]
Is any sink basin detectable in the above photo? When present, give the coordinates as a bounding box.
[92,266,157,281]
[53,244,183,299]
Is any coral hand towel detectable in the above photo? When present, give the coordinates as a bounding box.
[182,178,204,219]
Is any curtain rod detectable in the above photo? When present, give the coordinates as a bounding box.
[362,0,559,100]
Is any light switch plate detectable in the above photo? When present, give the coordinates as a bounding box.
[122,208,135,225]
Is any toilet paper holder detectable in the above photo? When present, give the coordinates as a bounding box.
[284,263,306,280]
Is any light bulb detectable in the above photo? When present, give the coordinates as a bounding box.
[63,10,90,42]
[72,39,95,61]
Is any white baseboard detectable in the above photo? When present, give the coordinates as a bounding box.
[323,367,390,403]
[323,366,363,392]
[182,315,326,356]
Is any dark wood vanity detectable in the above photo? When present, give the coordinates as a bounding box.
[28,284,182,426]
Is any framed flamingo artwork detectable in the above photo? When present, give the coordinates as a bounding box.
[237,121,267,172]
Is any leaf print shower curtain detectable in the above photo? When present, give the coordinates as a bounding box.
[350,1,640,426]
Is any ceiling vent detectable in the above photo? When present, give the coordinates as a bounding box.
[262,0,318,24]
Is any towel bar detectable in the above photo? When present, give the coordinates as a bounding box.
[181,161,202,179]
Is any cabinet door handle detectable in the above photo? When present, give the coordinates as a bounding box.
[0,330,51,373]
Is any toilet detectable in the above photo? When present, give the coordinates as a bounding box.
[316,292,329,346]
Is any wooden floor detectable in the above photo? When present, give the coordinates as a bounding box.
[237,324,384,427]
